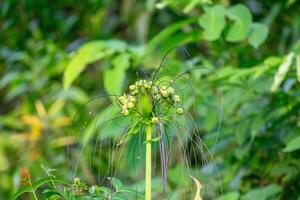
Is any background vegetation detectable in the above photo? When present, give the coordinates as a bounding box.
[0,0,300,199]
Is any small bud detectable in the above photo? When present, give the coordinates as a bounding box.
[161,86,167,90]
[144,83,150,89]
[131,89,138,95]
[74,177,80,184]
[136,80,143,86]
[118,95,128,105]
[129,95,136,102]
[154,94,161,100]
[151,117,159,124]
[129,85,136,91]
[122,109,129,116]
[167,87,175,95]
[161,89,168,98]
[151,86,159,94]
[127,102,134,109]
[174,95,180,103]
[176,107,184,115]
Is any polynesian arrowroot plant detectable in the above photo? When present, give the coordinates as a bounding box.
[13,51,223,200]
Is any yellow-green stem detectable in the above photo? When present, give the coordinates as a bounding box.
[145,125,152,200]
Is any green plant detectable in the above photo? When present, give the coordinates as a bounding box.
[117,79,184,199]
[3,1,300,199]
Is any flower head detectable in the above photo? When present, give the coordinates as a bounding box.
[118,80,184,119]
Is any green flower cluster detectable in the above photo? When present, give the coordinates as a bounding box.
[118,80,184,121]
[72,177,88,195]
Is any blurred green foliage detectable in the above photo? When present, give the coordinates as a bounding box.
[1,0,300,199]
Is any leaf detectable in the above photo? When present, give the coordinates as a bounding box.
[242,184,282,200]
[190,175,202,200]
[0,71,19,89]
[127,121,139,135]
[13,177,69,199]
[283,136,300,152]
[107,177,123,191]
[32,177,69,190]
[248,23,269,48]
[160,30,202,55]
[270,52,295,91]
[144,136,161,144]
[63,41,115,90]
[296,55,300,82]
[216,192,240,200]
[43,189,62,198]
[146,18,197,54]
[103,53,130,95]
[13,186,32,200]
[225,4,252,42]
[199,5,226,41]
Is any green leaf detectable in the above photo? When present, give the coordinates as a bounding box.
[63,41,115,90]
[13,186,32,200]
[82,104,120,144]
[296,55,300,82]
[13,177,69,199]
[199,5,226,41]
[242,184,282,200]
[216,192,240,200]
[32,177,69,190]
[283,136,300,152]
[103,53,130,95]
[225,4,252,42]
[127,121,139,135]
[107,177,123,191]
[248,23,269,48]
[146,18,197,54]
[160,30,202,55]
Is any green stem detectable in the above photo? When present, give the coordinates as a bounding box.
[145,125,152,200]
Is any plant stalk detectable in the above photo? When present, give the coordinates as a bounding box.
[145,125,152,200]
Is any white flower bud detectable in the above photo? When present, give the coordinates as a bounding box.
[167,87,175,94]
[118,95,128,104]
[174,95,180,102]
[161,89,168,97]
[161,86,167,90]
[129,85,136,91]
[127,102,134,109]
[151,86,159,94]
[144,83,150,89]
[129,95,136,102]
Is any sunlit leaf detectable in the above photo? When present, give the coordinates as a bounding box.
[283,136,300,152]
[103,53,130,95]
[225,4,252,42]
[63,41,115,90]
[199,5,226,41]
